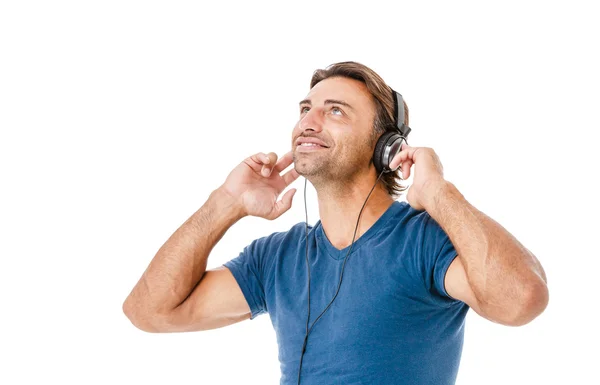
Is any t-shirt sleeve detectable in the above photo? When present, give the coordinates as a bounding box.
[222,236,270,320]
[415,211,462,306]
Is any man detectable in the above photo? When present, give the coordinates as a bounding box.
[123,61,549,384]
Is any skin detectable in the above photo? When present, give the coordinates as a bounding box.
[291,76,398,249]
[290,77,548,325]
[123,76,548,334]
[389,147,548,325]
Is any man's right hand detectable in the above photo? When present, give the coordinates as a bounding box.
[124,151,299,332]
[219,151,300,220]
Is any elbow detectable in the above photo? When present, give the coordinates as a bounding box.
[122,299,167,333]
[499,281,549,327]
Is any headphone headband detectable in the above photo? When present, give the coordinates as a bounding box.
[392,89,411,138]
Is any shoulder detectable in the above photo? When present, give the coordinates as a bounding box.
[249,221,310,252]
[384,200,436,234]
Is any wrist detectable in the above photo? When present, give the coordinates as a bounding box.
[422,179,458,212]
[210,187,247,223]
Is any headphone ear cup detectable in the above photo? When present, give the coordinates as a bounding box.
[373,131,398,174]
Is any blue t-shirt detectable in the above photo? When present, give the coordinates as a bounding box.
[223,200,469,385]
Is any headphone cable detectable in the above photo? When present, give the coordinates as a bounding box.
[297,169,385,385]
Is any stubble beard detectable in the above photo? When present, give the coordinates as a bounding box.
[293,143,373,190]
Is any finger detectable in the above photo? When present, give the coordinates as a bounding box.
[262,152,278,177]
[250,152,271,164]
[273,151,294,172]
[266,152,277,165]
[389,150,410,170]
[389,153,402,170]
[401,159,413,179]
[246,152,270,172]
[389,149,414,177]
[282,167,300,186]
[395,146,422,166]
[269,188,296,220]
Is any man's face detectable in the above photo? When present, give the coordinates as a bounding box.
[292,76,377,183]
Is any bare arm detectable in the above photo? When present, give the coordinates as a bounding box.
[122,188,246,332]
[429,181,549,326]
[390,145,548,326]
[122,151,299,333]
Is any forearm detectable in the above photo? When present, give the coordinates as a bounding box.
[423,181,548,318]
[123,187,245,320]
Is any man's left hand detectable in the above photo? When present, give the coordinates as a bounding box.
[389,143,448,211]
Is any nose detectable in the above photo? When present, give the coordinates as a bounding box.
[298,107,323,133]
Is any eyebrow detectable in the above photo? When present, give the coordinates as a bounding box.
[298,99,355,111]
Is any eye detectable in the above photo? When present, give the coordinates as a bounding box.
[300,106,310,114]
[331,106,343,116]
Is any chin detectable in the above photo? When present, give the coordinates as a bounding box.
[294,163,320,178]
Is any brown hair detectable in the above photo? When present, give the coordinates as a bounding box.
[309,61,409,198]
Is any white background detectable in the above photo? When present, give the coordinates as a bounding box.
[1,1,598,384]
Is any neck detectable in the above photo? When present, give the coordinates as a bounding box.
[314,175,395,250]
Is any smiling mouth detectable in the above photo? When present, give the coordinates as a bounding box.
[297,143,329,152]
[298,143,327,148]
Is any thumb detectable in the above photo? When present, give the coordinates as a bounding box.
[269,188,297,220]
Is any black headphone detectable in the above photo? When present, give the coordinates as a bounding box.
[296,88,413,384]
[372,90,412,174]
